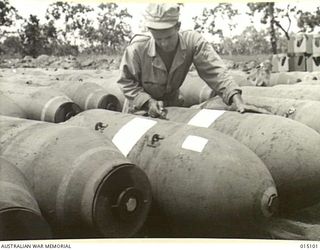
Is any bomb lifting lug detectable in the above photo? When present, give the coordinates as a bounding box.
[285,107,296,118]
[95,122,108,133]
[146,133,164,148]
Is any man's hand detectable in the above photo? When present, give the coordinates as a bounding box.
[232,93,271,114]
[147,99,166,118]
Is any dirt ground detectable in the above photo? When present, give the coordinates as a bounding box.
[0,54,267,72]
[0,54,122,70]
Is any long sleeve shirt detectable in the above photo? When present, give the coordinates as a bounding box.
[117,30,241,112]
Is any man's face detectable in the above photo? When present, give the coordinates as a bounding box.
[149,25,179,52]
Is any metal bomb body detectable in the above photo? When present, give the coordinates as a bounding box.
[0,116,151,237]
[179,72,215,107]
[179,72,320,106]
[66,109,278,237]
[0,158,52,240]
[241,85,320,101]
[164,107,320,212]
[2,69,125,111]
[269,72,320,85]
[0,82,81,122]
[0,94,27,118]
[52,81,122,112]
[179,70,260,107]
[198,96,320,134]
[297,80,320,85]
[93,71,126,110]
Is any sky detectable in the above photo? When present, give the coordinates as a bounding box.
[7,0,320,42]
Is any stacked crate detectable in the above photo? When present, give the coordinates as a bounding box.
[272,33,320,72]
[288,33,320,72]
[271,53,289,72]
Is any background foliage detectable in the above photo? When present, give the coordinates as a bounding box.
[0,1,319,58]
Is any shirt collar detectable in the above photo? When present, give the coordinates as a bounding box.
[147,31,186,57]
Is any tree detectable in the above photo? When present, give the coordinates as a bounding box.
[45,1,133,53]
[0,0,21,37]
[45,1,94,43]
[19,14,58,57]
[80,3,132,52]
[0,35,23,55]
[247,3,296,54]
[193,4,238,39]
[96,3,132,49]
[19,15,43,56]
[0,0,19,26]
[221,26,271,55]
[296,7,320,32]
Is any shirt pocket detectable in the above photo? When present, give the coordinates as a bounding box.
[142,81,167,99]
[142,70,167,99]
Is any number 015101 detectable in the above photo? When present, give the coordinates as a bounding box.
[300,244,318,249]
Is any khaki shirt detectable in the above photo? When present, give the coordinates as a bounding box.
[118,30,241,111]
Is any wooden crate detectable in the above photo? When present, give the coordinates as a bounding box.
[288,34,312,54]
[312,34,320,54]
[289,53,307,71]
[307,54,320,72]
[272,53,289,72]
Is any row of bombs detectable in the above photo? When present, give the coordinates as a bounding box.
[1,70,320,240]
[2,108,320,240]
[1,69,320,134]
[211,69,320,87]
[181,71,320,106]
[179,73,320,136]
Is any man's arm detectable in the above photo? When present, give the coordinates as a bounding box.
[191,31,240,105]
[118,46,166,117]
[117,46,152,111]
[191,31,268,113]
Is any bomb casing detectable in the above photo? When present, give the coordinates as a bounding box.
[0,158,52,240]
[0,82,81,122]
[66,109,278,237]
[52,81,122,112]
[0,93,27,119]
[0,116,151,237]
[164,107,320,212]
[241,85,320,102]
[197,96,320,134]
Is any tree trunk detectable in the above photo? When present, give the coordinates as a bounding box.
[269,3,278,54]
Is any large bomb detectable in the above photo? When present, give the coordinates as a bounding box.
[52,81,122,111]
[269,72,320,85]
[2,70,123,112]
[241,85,320,101]
[164,107,320,212]
[0,158,52,240]
[0,82,81,122]
[179,72,215,107]
[297,80,320,85]
[179,74,320,106]
[2,68,128,112]
[178,70,265,107]
[197,96,320,134]
[66,109,278,237]
[0,93,27,118]
[0,116,151,238]
[94,70,126,110]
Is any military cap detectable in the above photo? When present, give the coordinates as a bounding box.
[144,3,180,30]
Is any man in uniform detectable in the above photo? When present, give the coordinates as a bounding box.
[117,3,262,118]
